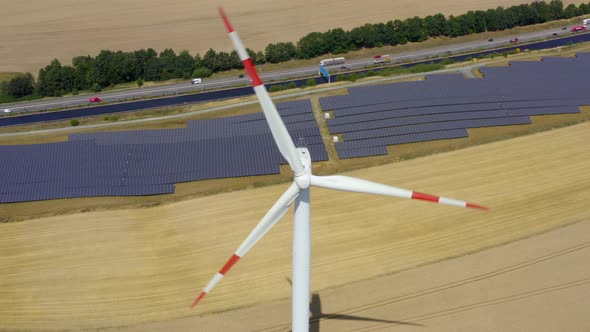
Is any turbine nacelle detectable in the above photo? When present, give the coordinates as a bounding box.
[294,147,312,190]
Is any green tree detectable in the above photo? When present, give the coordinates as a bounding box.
[215,51,234,71]
[324,28,351,53]
[193,53,203,69]
[176,50,195,79]
[60,65,75,93]
[349,24,381,48]
[144,57,162,81]
[444,15,462,37]
[134,48,157,79]
[159,48,178,78]
[6,73,35,98]
[112,51,137,83]
[390,19,409,45]
[246,48,257,61]
[564,3,581,18]
[72,55,93,90]
[296,32,327,59]
[405,17,428,42]
[255,51,266,65]
[37,59,65,96]
[229,51,242,69]
[483,8,502,31]
[548,0,565,19]
[92,50,119,87]
[192,67,212,78]
[70,119,80,126]
[265,42,296,63]
[202,49,221,72]
[424,14,447,37]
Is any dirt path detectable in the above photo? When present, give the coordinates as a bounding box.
[1,0,585,73]
[1,121,589,330]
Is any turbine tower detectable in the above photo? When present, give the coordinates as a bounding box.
[192,8,489,332]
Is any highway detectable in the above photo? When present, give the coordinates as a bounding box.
[1,25,588,116]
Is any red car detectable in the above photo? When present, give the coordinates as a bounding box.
[89,96,102,103]
[373,55,382,59]
[571,26,587,32]
[509,38,519,43]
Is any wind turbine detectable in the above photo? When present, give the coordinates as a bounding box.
[192,8,489,332]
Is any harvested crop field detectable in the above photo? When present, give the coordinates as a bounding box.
[1,120,589,330]
[0,0,586,73]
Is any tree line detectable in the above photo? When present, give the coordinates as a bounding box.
[2,0,589,101]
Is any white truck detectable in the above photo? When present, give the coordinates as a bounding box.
[374,55,392,64]
[319,57,345,66]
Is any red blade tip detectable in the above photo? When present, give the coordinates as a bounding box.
[467,202,490,211]
[218,7,234,32]
[191,292,207,308]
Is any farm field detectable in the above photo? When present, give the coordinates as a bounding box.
[1,120,589,330]
[0,0,586,73]
[122,218,590,332]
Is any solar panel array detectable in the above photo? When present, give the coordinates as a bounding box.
[321,54,590,159]
[0,99,328,203]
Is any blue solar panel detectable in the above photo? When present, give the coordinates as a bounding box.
[336,129,469,153]
[336,146,389,159]
[0,99,328,203]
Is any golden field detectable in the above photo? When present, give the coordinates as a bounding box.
[1,120,589,330]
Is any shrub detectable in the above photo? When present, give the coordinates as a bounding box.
[192,67,213,78]
[136,78,144,87]
[335,75,349,82]
[70,119,79,126]
[92,83,102,92]
[305,78,317,87]
[440,58,455,65]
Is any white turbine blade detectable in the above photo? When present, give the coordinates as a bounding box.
[192,182,300,308]
[310,175,489,210]
[219,8,305,176]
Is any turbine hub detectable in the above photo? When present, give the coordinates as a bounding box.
[294,147,312,189]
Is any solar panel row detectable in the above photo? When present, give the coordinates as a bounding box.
[343,117,532,141]
[336,129,469,150]
[320,54,589,159]
[0,99,328,203]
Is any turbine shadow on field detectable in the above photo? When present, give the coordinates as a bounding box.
[285,277,422,331]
